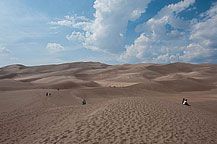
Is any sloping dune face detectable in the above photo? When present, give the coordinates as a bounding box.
[1,62,217,144]
[0,62,109,90]
[39,97,217,144]
[0,62,217,91]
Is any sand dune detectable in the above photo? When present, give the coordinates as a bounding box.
[42,97,217,144]
[0,79,35,91]
[1,62,217,91]
[0,62,217,143]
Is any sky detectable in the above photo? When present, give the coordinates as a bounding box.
[0,0,217,67]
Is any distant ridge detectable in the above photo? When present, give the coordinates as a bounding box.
[0,62,216,92]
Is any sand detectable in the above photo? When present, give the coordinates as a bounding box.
[41,97,217,144]
[0,62,217,144]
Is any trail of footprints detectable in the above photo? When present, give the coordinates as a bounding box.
[1,96,217,144]
[42,97,217,144]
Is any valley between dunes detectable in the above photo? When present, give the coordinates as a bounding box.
[0,62,217,144]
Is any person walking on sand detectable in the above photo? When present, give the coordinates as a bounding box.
[82,99,86,105]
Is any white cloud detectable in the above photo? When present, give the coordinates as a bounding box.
[50,19,74,27]
[167,0,195,13]
[179,43,210,62]
[153,54,170,63]
[46,43,65,53]
[50,15,91,29]
[120,33,151,62]
[66,31,85,41]
[180,3,217,62]
[190,3,217,49]
[50,0,217,64]
[122,1,217,64]
[86,0,151,53]
[51,0,151,53]
[121,0,195,63]
[0,45,10,54]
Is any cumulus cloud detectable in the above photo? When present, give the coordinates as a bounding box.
[122,0,217,64]
[46,43,65,53]
[179,43,211,62]
[181,2,217,62]
[51,0,151,53]
[121,0,195,63]
[158,54,181,63]
[190,3,217,48]
[88,0,152,53]
[50,0,217,64]
[120,34,151,62]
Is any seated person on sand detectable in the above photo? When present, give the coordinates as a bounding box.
[82,99,86,105]
[182,98,190,106]
[182,98,185,104]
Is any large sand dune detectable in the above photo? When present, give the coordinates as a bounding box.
[0,62,217,143]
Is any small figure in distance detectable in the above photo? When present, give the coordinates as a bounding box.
[57,88,59,91]
[182,98,190,106]
[46,92,48,96]
[49,93,51,96]
[82,99,86,105]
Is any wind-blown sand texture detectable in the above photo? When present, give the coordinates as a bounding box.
[0,62,217,143]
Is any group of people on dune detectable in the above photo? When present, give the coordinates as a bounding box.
[45,92,51,96]
[46,88,189,106]
[45,88,87,105]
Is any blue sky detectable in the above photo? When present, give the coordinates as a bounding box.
[0,0,217,66]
